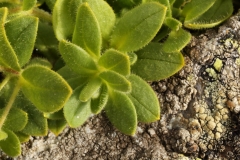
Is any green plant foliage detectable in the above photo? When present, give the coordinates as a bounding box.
[132,42,184,81]
[110,2,167,52]
[0,0,236,157]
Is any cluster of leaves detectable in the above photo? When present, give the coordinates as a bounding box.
[0,0,233,157]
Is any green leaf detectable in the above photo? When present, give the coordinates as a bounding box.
[57,66,89,89]
[20,65,72,113]
[184,0,233,29]
[99,70,131,93]
[91,85,108,114]
[5,15,38,67]
[72,3,101,59]
[146,0,171,17]
[48,119,67,136]
[164,17,182,31]
[0,130,7,140]
[0,129,20,157]
[182,0,216,21]
[98,49,130,76]
[162,28,191,53]
[59,40,97,75]
[127,52,138,65]
[105,91,137,135]
[14,132,30,143]
[53,0,82,40]
[44,109,64,120]
[132,42,184,81]
[0,8,20,71]
[14,92,48,136]
[45,0,56,10]
[83,0,115,43]
[27,57,52,68]
[2,107,28,132]
[128,74,160,122]
[110,2,166,52]
[22,0,37,10]
[64,86,92,128]
[79,78,102,102]
[152,25,171,42]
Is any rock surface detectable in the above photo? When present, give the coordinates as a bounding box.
[1,10,240,160]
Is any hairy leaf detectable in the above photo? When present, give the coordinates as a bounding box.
[2,107,28,132]
[27,57,52,68]
[64,86,92,128]
[79,78,102,102]
[0,130,7,140]
[20,65,72,113]
[105,91,137,135]
[22,0,37,10]
[184,0,233,29]
[53,0,82,40]
[99,70,131,93]
[14,92,48,136]
[146,0,171,17]
[91,85,108,114]
[110,2,166,52]
[0,129,20,157]
[83,0,115,43]
[14,132,30,143]
[182,0,216,21]
[59,40,97,75]
[132,43,184,81]
[5,15,38,67]
[164,17,182,31]
[98,49,130,76]
[72,3,101,59]
[127,52,138,65]
[44,109,64,120]
[128,74,160,122]
[48,119,67,135]
[0,8,20,71]
[162,28,191,53]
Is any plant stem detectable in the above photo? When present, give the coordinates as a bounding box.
[0,80,21,130]
[0,75,10,92]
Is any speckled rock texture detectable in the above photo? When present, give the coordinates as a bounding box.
[1,10,240,160]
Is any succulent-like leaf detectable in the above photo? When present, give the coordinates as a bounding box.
[64,86,92,128]
[110,2,166,52]
[105,91,137,135]
[132,42,184,81]
[53,0,82,40]
[182,0,216,21]
[0,8,20,71]
[27,57,52,68]
[79,78,102,102]
[20,65,72,113]
[0,129,20,157]
[184,0,233,29]
[14,92,48,136]
[72,3,101,59]
[59,40,97,75]
[22,0,37,10]
[162,28,191,53]
[44,109,64,120]
[99,70,131,93]
[98,49,130,76]
[5,15,38,67]
[0,130,7,140]
[128,74,160,122]
[147,0,171,17]
[83,0,115,43]
[14,132,30,143]
[91,85,108,114]
[48,119,67,135]
[1,107,28,132]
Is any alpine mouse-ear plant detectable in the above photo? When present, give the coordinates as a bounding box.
[53,0,185,135]
[0,0,235,157]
